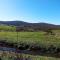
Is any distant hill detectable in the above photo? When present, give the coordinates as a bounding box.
[0,21,28,26]
[0,21,60,31]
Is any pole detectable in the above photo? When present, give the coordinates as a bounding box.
[16,21,18,43]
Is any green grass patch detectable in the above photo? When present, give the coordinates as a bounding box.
[0,31,60,47]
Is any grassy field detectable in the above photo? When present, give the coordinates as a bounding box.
[0,25,16,31]
[0,31,60,47]
[0,31,60,60]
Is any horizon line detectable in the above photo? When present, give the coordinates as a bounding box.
[0,20,59,25]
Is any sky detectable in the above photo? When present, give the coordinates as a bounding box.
[0,0,60,24]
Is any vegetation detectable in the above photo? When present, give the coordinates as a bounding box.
[0,31,60,55]
[0,31,59,46]
[0,24,60,60]
[0,25,16,32]
[0,51,60,60]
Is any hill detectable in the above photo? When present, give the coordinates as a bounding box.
[0,21,60,31]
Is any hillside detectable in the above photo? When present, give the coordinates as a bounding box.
[0,21,60,31]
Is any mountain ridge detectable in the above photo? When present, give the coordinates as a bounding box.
[0,21,60,31]
[0,21,58,25]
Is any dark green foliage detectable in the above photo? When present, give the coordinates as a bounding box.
[0,58,2,60]
[45,29,55,35]
[47,45,56,53]
[17,43,30,50]
[56,48,60,53]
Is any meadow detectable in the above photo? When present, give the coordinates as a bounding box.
[0,31,60,47]
[0,25,60,60]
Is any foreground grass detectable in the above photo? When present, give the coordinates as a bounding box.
[0,51,60,60]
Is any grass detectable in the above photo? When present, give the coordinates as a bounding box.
[0,31,60,60]
[0,25,16,31]
[0,31,60,47]
[0,51,60,60]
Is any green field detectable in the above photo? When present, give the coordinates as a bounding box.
[0,31,60,47]
[0,31,60,60]
[0,25,16,31]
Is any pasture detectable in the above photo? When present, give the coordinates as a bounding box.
[0,31,60,47]
[0,31,60,60]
